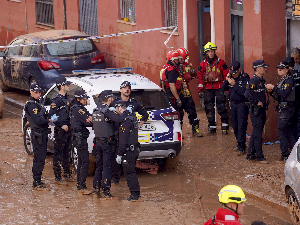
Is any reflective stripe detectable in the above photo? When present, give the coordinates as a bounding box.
[209,126,216,128]
[198,84,204,87]
[224,215,235,221]
[221,123,228,126]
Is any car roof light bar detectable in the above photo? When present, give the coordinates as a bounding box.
[72,67,134,75]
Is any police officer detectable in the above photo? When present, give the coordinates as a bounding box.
[291,48,300,72]
[284,57,300,140]
[92,90,132,197]
[111,81,149,184]
[197,42,229,134]
[176,47,203,137]
[221,61,250,155]
[266,61,296,162]
[24,83,58,190]
[70,90,93,194]
[115,100,140,201]
[49,77,75,184]
[245,60,269,163]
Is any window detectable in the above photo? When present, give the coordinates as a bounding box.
[164,0,178,27]
[35,0,54,27]
[23,45,40,57]
[6,38,24,56]
[120,0,136,23]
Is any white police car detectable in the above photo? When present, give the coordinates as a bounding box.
[22,68,182,173]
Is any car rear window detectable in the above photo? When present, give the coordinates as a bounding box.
[45,39,97,56]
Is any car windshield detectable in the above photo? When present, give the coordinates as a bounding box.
[93,90,170,110]
[45,39,96,56]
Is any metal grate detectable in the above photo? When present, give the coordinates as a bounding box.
[35,0,54,27]
[164,0,178,27]
[120,0,136,23]
[79,0,99,36]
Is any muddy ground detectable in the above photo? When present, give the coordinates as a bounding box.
[0,95,293,224]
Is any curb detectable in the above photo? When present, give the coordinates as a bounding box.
[4,96,25,110]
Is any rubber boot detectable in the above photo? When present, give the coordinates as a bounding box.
[192,120,203,137]
[221,123,229,135]
[208,125,217,134]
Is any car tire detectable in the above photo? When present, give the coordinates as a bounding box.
[71,146,95,176]
[158,153,180,171]
[287,188,300,224]
[23,122,34,155]
[0,77,9,92]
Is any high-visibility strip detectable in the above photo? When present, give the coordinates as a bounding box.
[0,26,177,49]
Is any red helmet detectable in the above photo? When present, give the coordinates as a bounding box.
[167,50,179,61]
[177,47,189,59]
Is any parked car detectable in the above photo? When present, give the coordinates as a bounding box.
[284,139,300,224]
[0,30,106,93]
[22,68,182,174]
[0,87,3,118]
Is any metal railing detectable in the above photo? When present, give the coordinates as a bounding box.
[120,0,136,23]
[164,0,178,27]
[35,0,54,27]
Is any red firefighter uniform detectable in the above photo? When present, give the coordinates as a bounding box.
[204,208,242,225]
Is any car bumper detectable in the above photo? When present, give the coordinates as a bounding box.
[138,141,181,159]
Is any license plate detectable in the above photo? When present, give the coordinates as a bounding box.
[140,123,156,131]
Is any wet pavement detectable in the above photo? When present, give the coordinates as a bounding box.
[0,92,293,224]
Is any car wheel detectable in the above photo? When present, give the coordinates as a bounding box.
[287,188,300,224]
[71,147,96,176]
[158,153,180,171]
[0,77,9,92]
[23,122,34,155]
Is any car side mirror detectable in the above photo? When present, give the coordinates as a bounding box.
[0,51,6,59]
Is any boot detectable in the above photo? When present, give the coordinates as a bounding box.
[237,143,246,156]
[221,123,229,135]
[77,183,92,195]
[192,123,203,137]
[208,126,216,134]
[32,180,46,190]
[102,189,113,198]
[127,192,140,201]
[55,177,67,185]
[63,173,76,182]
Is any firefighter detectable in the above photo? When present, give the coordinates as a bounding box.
[265,61,296,162]
[197,42,229,134]
[204,185,246,225]
[176,47,203,137]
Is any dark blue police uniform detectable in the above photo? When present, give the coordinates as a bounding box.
[270,62,296,160]
[118,110,140,201]
[24,84,51,188]
[245,67,268,161]
[70,91,92,190]
[222,63,249,153]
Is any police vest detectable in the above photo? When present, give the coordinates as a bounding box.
[92,105,115,138]
[126,114,139,145]
[69,104,88,132]
[24,100,47,129]
[160,64,183,90]
[204,58,224,83]
[278,75,295,102]
[54,94,71,124]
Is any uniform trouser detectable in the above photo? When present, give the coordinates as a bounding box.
[247,109,266,159]
[73,137,89,187]
[180,95,199,126]
[166,92,184,125]
[53,127,72,178]
[230,102,248,146]
[204,89,229,127]
[122,148,140,195]
[278,106,296,157]
[31,129,48,183]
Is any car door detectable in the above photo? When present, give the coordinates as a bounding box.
[3,38,25,87]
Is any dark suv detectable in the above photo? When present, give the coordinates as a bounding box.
[0,30,106,92]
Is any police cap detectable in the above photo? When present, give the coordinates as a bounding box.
[229,61,240,74]
[56,77,71,86]
[252,60,270,69]
[100,90,113,98]
[276,61,289,69]
[120,81,131,89]
[30,83,42,92]
[74,90,89,99]
[284,57,295,68]
[114,100,127,107]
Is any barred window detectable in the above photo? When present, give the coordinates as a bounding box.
[35,0,54,27]
[164,0,178,27]
[120,0,136,23]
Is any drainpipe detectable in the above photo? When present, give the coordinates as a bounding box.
[25,0,28,31]
[183,0,187,49]
[210,0,215,43]
[63,0,67,30]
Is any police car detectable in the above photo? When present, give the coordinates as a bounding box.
[22,68,182,173]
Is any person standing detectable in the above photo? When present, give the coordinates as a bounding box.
[24,83,58,190]
[70,90,93,194]
[49,77,75,184]
[245,60,269,163]
[92,90,132,197]
[197,42,229,134]
[221,61,250,155]
[291,48,300,72]
[204,185,246,225]
[265,61,296,161]
[111,81,148,184]
[115,100,140,201]
[176,47,203,137]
